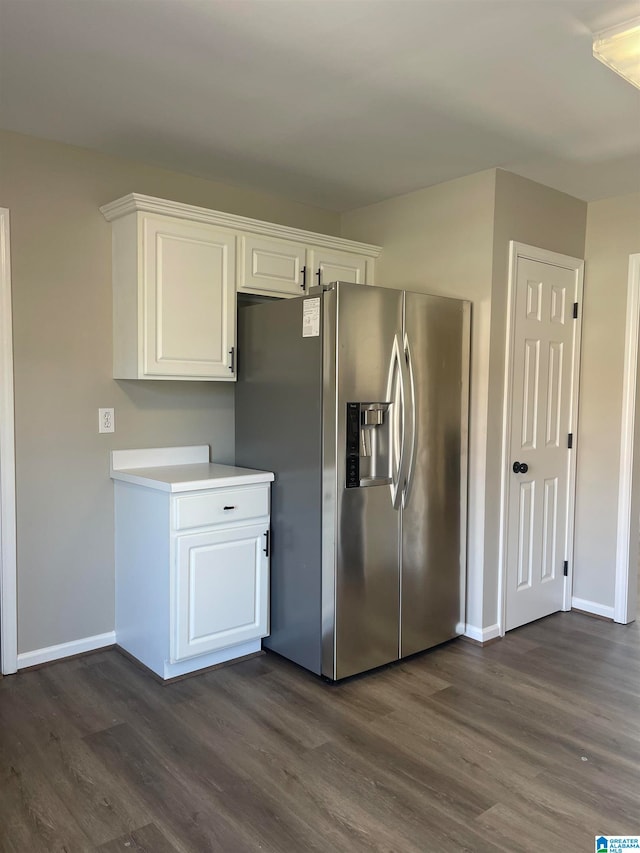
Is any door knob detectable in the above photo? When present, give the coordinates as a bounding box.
[512,461,529,474]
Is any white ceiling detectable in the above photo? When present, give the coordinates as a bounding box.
[1,0,639,211]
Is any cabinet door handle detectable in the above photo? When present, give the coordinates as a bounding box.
[223,505,236,511]
[228,347,235,372]
[316,267,321,286]
[301,265,307,290]
[263,529,270,557]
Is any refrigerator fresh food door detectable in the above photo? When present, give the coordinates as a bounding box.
[401,293,470,657]
[322,283,404,680]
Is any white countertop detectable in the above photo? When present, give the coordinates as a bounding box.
[110,446,274,493]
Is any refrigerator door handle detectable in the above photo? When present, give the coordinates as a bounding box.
[401,333,417,507]
[386,333,405,509]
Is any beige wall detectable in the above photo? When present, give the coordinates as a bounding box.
[0,130,340,655]
[342,170,497,631]
[574,193,640,608]
[488,170,587,625]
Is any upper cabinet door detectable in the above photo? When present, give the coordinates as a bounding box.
[239,234,308,298]
[143,215,236,380]
[311,247,369,288]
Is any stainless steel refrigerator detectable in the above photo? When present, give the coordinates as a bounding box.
[236,282,470,680]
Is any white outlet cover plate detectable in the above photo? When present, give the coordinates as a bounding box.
[99,407,115,433]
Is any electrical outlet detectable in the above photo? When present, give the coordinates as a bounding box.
[99,407,115,434]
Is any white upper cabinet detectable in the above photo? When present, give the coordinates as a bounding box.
[143,215,236,380]
[311,247,368,288]
[238,234,377,297]
[101,194,381,380]
[239,234,308,298]
[104,207,236,381]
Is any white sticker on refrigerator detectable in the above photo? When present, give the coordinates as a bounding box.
[302,298,320,337]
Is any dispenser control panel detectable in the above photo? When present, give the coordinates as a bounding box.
[346,402,360,488]
[345,401,391,489]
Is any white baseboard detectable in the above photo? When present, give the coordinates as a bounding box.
[17,631,116,669]
[463,623,501,644]
[571,597,615,621]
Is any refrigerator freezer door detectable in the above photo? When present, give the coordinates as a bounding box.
[323,283,404,680]
[401,293,470,657]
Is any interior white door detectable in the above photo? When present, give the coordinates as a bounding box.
[505,256,580,631]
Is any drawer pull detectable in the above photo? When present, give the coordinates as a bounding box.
[223,505,236,511]
[263,529,270,557]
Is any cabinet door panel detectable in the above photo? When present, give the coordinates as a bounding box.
[239,234,307,297]
[311,248,367,288]
[143,215,236,379]
[174,524,268,661]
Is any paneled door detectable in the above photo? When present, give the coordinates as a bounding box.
[239,234,307,297]
[312,247,367,288]
[173,523,269,661]
[143,215,236,379]
[505,253,582,631]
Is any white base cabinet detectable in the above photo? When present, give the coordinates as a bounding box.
[112,448,273,680]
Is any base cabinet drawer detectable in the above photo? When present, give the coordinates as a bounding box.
[174,485,269,530]
[173,524,269,662]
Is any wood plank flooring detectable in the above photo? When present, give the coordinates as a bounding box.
[1,609,638,852]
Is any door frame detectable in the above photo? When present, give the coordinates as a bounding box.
[0,208,17,674]
[614,253,640,624]
[497,242,584,636]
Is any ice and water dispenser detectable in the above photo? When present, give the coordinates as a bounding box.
[345,402,393,488]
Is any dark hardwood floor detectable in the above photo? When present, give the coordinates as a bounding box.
[1,609,638,852]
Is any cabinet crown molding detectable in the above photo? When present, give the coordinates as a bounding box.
[100,193,382,258]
